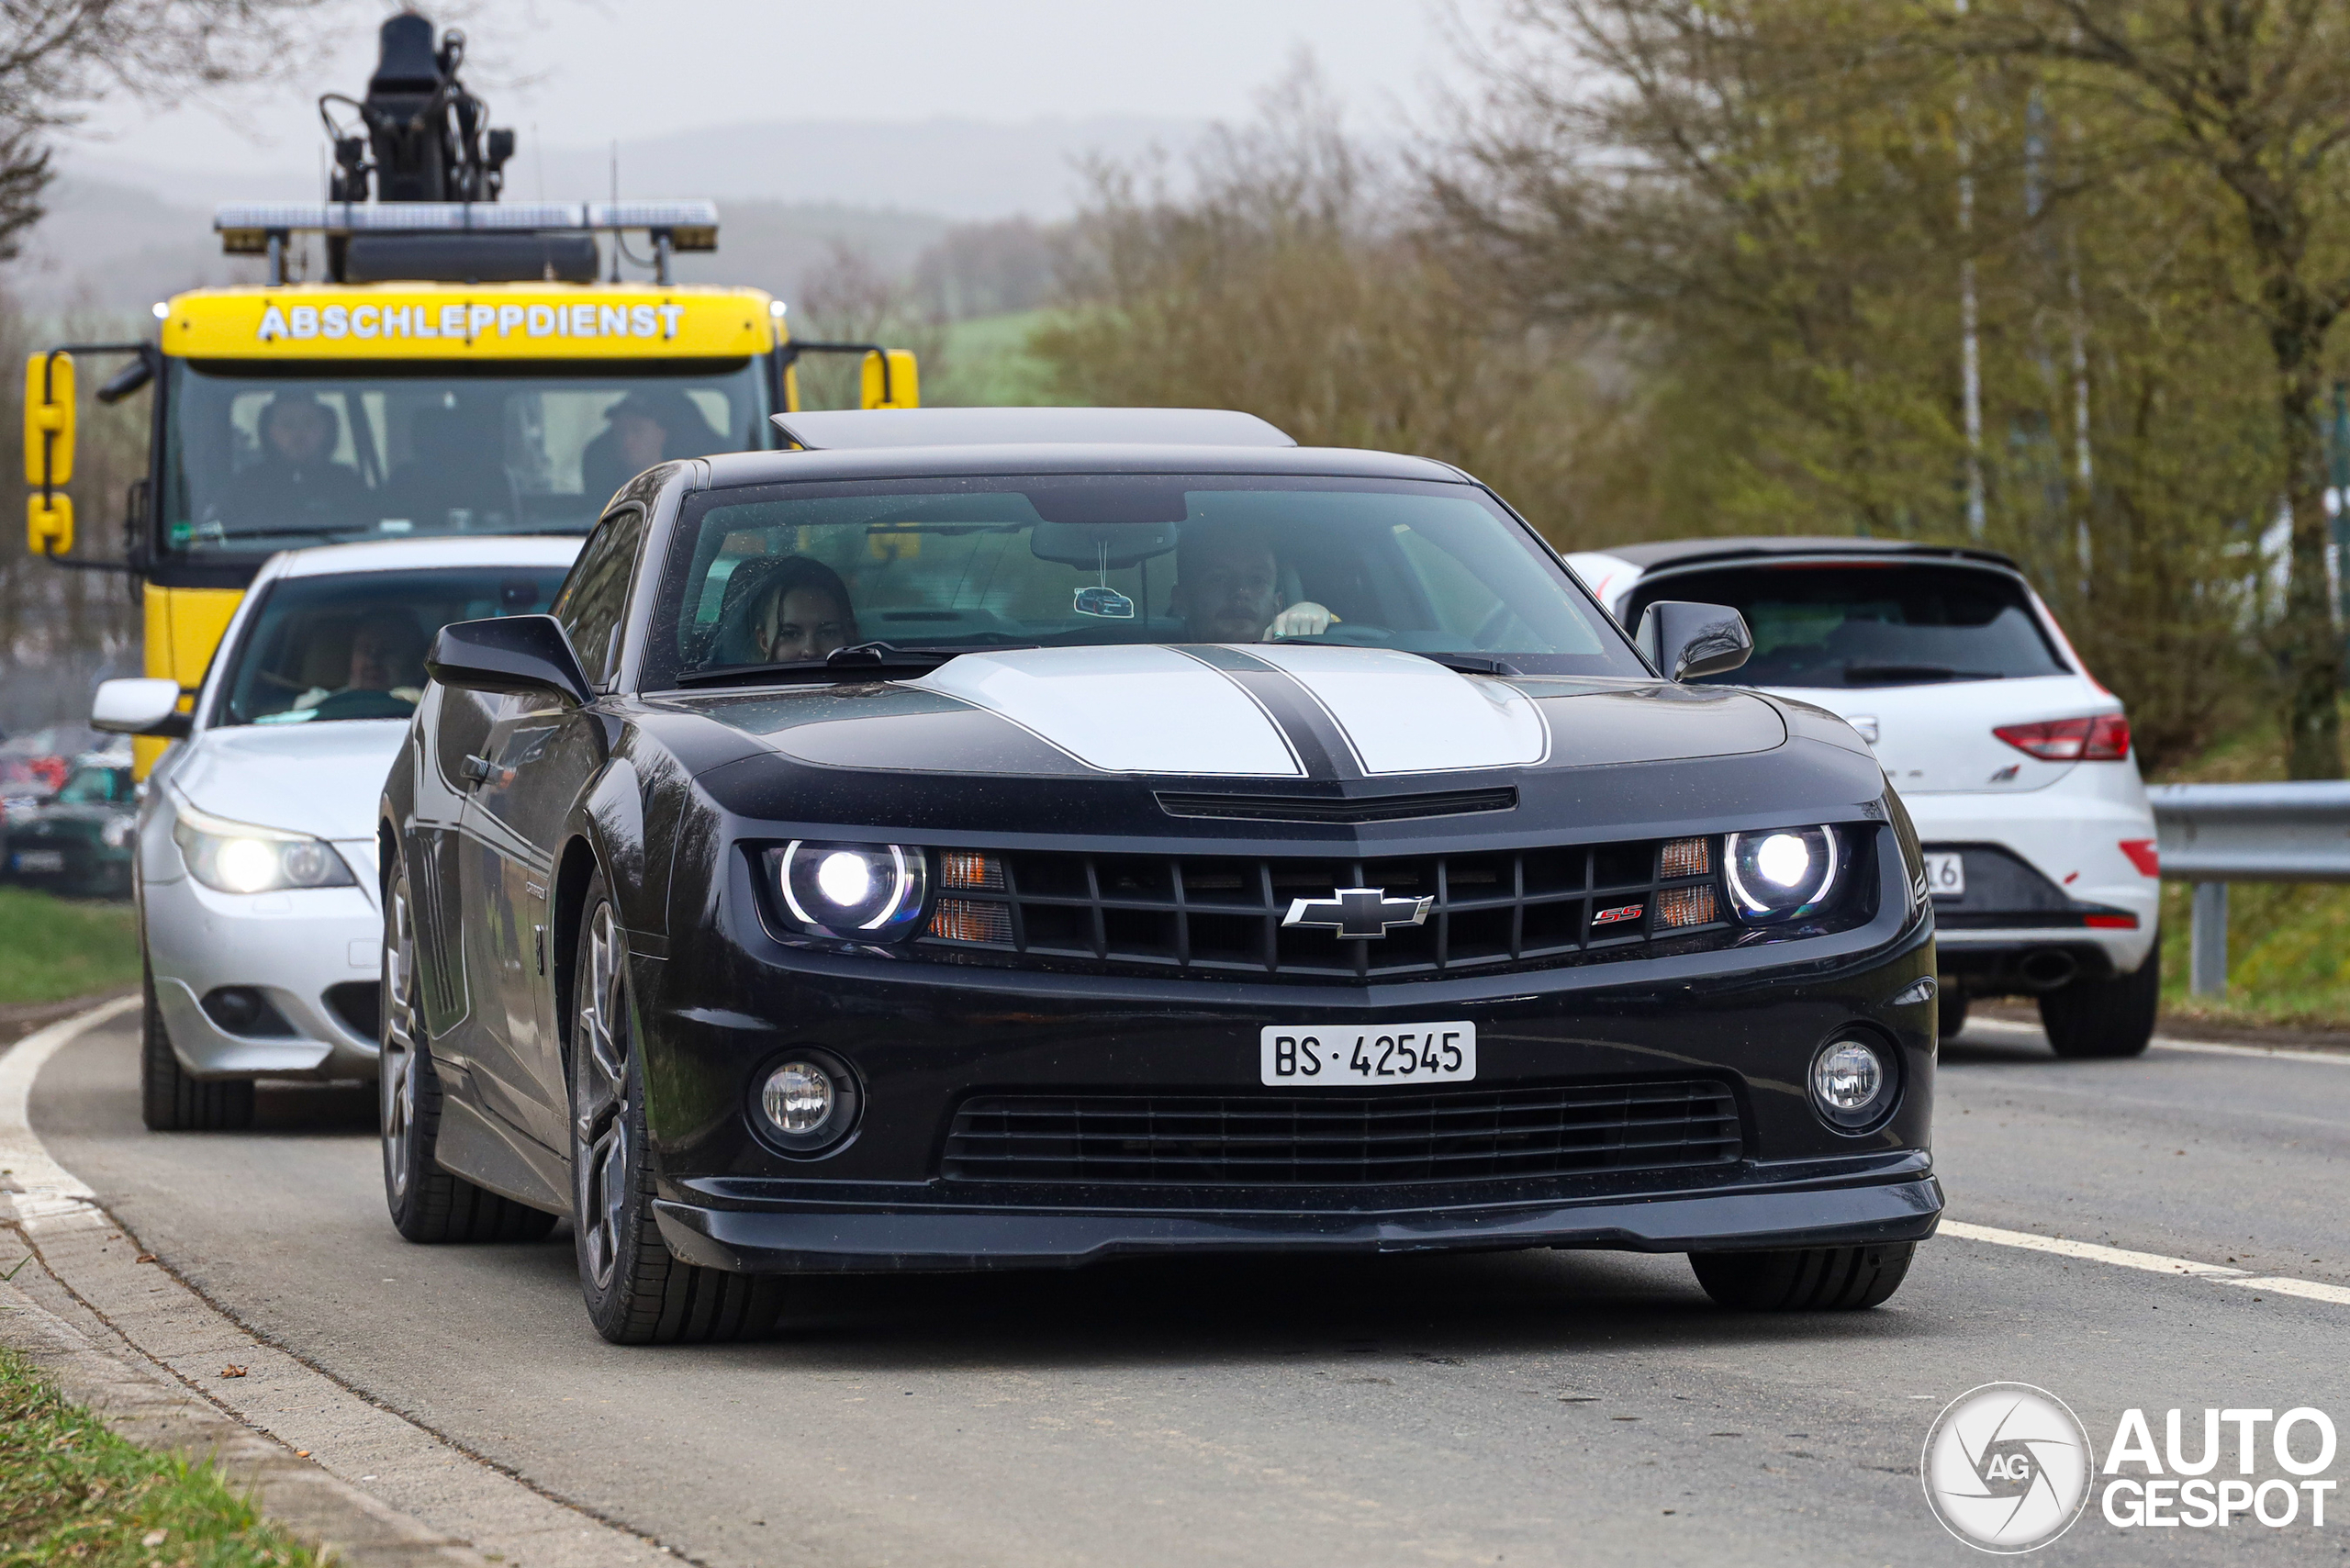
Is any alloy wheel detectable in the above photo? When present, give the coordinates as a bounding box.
[573,902,632,1293]
[381,868,422,1199]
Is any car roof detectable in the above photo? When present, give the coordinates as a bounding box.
[263,535,586,580]
[1595,536,2021,573]
[700,442,1466,487]
[770,407,1296,450]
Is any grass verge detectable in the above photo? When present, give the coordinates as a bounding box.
[0,887,140,1008]
[0,1343,317,1567]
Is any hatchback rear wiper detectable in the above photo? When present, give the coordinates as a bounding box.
[1840,665,2006,685]
[671,642,1024,689]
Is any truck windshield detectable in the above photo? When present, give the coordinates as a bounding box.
[643,475,1647,688]
[162,358,768,553]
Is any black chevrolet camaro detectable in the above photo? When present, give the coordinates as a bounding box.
[377,407,1941,1344]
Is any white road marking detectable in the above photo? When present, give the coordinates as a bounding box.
[1964,1014,2350,1064]
[0,995,138,1217]
[1942,1221,2350,1307]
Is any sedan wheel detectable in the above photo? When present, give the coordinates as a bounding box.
[568,871,785,1345]
[380,857,556,1244]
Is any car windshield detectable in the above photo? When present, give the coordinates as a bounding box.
[643,476,1644,688]
[215,566,572,727]
[1625,563,2068,688]
[162,359,768,553]
[53,766,133,805]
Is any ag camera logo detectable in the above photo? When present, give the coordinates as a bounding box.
[1922,1383,2095,1552]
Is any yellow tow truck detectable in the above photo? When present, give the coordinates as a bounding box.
[22,13,916,772]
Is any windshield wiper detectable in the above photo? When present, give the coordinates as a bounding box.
[1840,664,2006,685]
[1411,652,1522,677]
[672,642,1023,689]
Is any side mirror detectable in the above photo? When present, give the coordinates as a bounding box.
[427,615,594,706]
[24,351,75,556]
[1635,600,1753,682]
[93,677,191,738]
[860,349,920,410]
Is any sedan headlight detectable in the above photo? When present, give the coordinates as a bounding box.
[767,840,928,941]
[1724,825,1842,921]
[172,797,355,894]
[101,817,135,849]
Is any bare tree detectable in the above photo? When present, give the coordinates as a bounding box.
[0,0,337,258]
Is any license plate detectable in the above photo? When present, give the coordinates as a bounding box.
[1260,1023,1476,1086]
[11,850,63,873]
[1924,851,1965,899]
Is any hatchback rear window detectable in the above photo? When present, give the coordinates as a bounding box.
[1623,562,2067,687]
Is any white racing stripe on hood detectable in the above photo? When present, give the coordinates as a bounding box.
[1246,644,1550,775]
[912,645,1302,776]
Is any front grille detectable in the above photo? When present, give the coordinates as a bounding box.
[941,1080,1744,1186]
[917,837,1729,980]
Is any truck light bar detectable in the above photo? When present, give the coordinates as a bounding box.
[217,200,718,253]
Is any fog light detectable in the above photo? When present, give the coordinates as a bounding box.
[762,1061,834,1135]
[1811,1037,1892,1129]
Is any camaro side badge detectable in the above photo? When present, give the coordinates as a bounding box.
[1282,887,1433,939]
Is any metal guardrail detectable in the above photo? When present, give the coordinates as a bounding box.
[2146,781,2350,995]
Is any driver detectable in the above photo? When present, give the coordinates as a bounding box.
[231,394,364,512]
[743,555,859,664]
[1168,521,1333,643]
[293,610,428,711]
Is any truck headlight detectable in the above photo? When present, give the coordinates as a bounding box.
[172,797,355,894]
[768,841,928,941]
[1725,825,1842,921]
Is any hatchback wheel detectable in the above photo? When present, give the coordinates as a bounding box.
[2039,944,2159,1059]
[570,874,785,1344]
[381,857,556,1243]
[1689,1243,1915,1310]
[140,957,252,1132]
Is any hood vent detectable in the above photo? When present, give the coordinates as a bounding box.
[1154,787,1517,824]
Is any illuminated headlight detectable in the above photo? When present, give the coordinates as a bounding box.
[101,817,135,849]
[768,840,928,940]
[1724,825,1841,921]
[172,797,354,894]
[1811,1036,1894,1129]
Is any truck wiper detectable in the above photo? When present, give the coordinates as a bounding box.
[671,642,1024,689]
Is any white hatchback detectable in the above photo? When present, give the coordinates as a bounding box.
[94,536,582,1128]
[1567,537,2161,1058]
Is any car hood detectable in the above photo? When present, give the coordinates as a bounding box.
[170,719,407,842]
[659,644,1787,781]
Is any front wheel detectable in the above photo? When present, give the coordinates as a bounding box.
[570,874,785,1345]
[140,958,252,1132]
[381,857,555,1243]
[2039,943,2160,1059]
[1689,1243,1915,1310]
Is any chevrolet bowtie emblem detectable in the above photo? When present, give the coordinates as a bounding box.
[1281,886,1432,939]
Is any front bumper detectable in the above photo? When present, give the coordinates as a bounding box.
[141,865,383,1080]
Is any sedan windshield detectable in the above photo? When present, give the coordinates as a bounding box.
[214,566,572,727]
[162,359,769,553]
[644,476,1644,688]
[1625,563,2068,688]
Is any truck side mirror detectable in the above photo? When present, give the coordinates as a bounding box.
[860,349,920,410]
[427,615,594,707]
[93,677,192,739]
[23,351,75,556]
[1635,600,1753,682]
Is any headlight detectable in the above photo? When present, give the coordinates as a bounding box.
[1724,825,1841,921]
[101,816,135,848]
[767,840,928,941]
[172,797,355,894]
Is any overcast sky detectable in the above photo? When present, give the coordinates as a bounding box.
[66,0,1498,179]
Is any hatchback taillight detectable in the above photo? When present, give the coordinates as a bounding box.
[1993,713,2131,762]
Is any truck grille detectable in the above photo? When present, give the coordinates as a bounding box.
[940,1080,1744,1186]
[918,837,1729,980]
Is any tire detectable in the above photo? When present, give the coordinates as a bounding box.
[1936,991,1969,1041]
[1690,1243,1915,1310]
[2039,943,2160,1059]
[570,873,785,1345]
[140,958,253,1133]
[381,857,557,1244]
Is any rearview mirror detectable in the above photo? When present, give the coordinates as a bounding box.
[860,349,920,410]
[92,677,191,739]
[24,351,74,556]
[427,615,594,706]
[1635,600,1753,682]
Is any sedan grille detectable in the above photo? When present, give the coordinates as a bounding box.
[940,1080,1744,1186]
[919,838,1729,980]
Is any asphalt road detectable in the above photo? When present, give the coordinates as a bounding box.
[25,1012,2350,1567]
